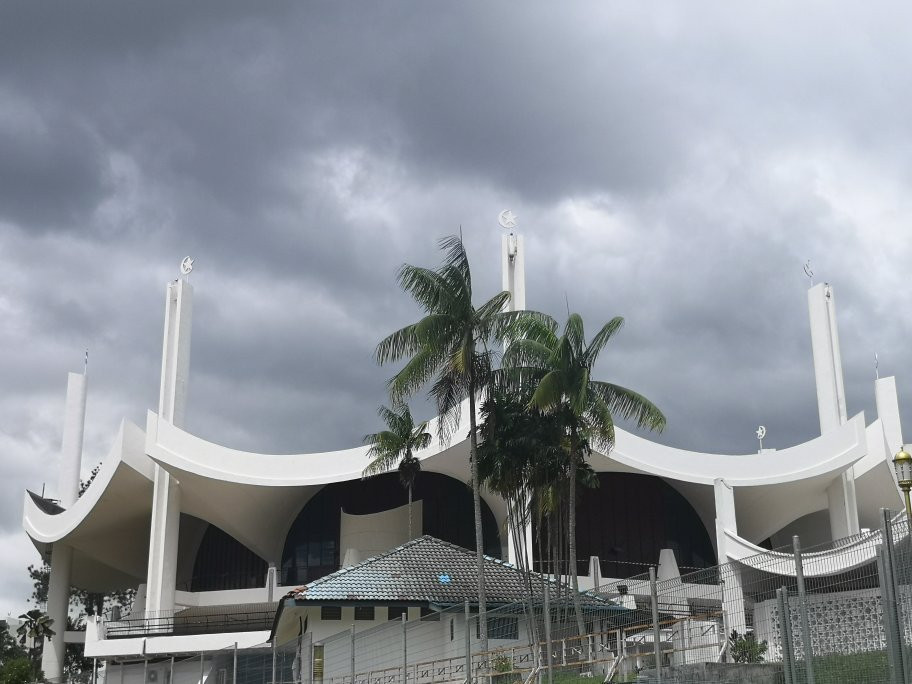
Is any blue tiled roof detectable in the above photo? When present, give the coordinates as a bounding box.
[286,535,612,606]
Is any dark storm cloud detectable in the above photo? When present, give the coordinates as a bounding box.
[3,1,912,616]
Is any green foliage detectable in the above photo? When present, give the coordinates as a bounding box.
[728,630,767,664]
[811,650,889,683]
[376,235,547,645]
[0,657,38,684]
[16,610,55,648]
[363,404,432,488]
[0,624,26,665]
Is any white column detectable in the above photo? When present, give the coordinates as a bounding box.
[58,372,87,508]
[41,544,72,680]
[506,509,534,569]
[503,233,532,569]
[808,283,859,537]
[876,376,904,457]
[501,233,525,311]
[146,279,193,614]
[713,478,746,634]
[43,369,89,680]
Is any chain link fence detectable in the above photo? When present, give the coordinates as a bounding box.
[78,507,912,684]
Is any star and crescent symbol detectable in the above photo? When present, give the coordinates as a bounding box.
[498,209,518,230]
[180,256,194,276]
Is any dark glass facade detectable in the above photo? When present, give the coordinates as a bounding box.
[281,472,501,585]
[190,523,268,591]
[532,473,715,578]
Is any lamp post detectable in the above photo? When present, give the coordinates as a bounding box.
[892,447,912,522]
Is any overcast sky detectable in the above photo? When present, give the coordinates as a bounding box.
[2,1,912,618]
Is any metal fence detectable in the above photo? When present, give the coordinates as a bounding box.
[277,508,912,684]
[80,508,912,684]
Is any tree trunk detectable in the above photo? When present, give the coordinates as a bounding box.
[468,388,489,655]
[408,482,413,540]
[568,452,586,640]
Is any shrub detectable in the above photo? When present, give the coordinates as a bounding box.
[728,630,768,663]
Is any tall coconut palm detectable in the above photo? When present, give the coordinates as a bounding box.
[376,235,546,651]
[506,313,666,635]
[363,404,432,540]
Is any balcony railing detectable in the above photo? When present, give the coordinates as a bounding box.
[103,604,276,639]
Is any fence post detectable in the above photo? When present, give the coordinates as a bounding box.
[650,566,662,683]
[464,601,472,684]
[543,582,553,684]
[272,638,277,684]
[144,658,149,684]
[402,613,408,684]
[877,546,905,684]
[776,588,794,684]
[351,625,356,684]
[233,642,238,684]
[169,657,174,684]
[793,536,816,684]
[881,508,911,684]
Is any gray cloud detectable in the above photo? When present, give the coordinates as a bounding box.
[3,1,912,618]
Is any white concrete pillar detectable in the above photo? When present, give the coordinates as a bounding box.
[146,278,192,614]
[876,376,904,457]
[808,283,859,537]
[506,506,533,570]
[58,372,87,508]
[41,543,73,680]
[43,369,89,680]
[501,233,525,311]
[713,478,746,634]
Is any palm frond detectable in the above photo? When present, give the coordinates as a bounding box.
[388,345,447,402]
[397,264,458,314]
[376,323,421,365]
[589,380,666,432]
[584,316,624,366]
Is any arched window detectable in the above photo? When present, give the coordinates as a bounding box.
[281,472,501,585]
[532,473,715,578]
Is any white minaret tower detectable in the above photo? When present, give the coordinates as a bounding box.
[42,369,88,680]
[146,258,194,614]
[499,211,533,568]
[499,210,525,312]
[808,282,860,538]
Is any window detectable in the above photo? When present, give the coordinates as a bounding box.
[450,618,454,641]
[321,606,342,620]
[388,606,408,622]
[477,616,519,640]
[354,606,375,621]
[488,617,519,641]
[312,645,324,680]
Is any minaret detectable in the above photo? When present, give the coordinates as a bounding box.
[808,282,860,538]
[42,370,88,680]
[146,259,193,614]
[499,211,533,568]
[500,211,525,312]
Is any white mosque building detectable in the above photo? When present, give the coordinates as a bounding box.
[21,231,906,682]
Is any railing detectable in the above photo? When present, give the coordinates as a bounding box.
[103,606,276,638]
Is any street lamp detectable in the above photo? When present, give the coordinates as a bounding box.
[892,446,912,522]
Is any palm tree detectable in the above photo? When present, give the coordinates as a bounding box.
[17,609,55,663]
[363,404,432,540]
[376,235,546,651]
[505,313,666,635]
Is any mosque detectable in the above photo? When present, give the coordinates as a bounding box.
[21,227,905,681]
